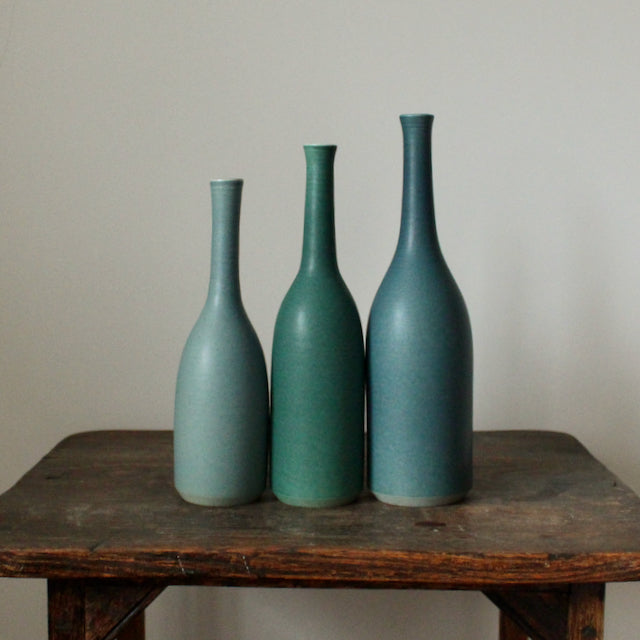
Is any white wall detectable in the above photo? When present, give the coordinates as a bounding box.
[2,2,639,638]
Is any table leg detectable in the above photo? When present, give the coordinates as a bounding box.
[115,611,145,640]
[48,579,163,640]
[499,610,528,640]
[567,583,605,640]
[485,583,605,640]
[48,580,85,640]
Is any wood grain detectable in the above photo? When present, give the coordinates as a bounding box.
[488,583,605,640]
[2,430,640,589]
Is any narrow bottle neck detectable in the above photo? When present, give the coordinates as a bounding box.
[207,180,242,305]
[398,114,440,255]
[300,145,339,275]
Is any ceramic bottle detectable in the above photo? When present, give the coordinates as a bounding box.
[367,114,473,506]
[174,179,269,507]
[271,145,365,507]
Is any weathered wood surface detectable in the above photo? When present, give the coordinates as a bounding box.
[2,430,640,588]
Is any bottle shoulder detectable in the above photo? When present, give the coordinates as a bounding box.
[182,301,261,350]
[370,254,469,326]
[278,271,359,313]
[274,273,363,343]
[375,249,462,294]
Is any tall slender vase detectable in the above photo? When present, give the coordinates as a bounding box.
[367,114,473,506]
[174,179,269,507]
[271,145,365,507]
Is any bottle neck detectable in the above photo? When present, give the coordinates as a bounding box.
[207,179,243,305]
[397,114,440,255]
[299,145,339,275]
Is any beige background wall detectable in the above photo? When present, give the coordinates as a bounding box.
[2,2,640,637]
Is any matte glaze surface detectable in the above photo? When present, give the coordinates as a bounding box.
[367,115,473,506]
[271,145,365,507]
[174,180,269,507]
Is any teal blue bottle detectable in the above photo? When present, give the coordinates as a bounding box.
[367,114,473,506]
[271,145,365,507]
[174,179,269,507]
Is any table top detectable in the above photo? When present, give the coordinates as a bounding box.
[1,429,640,589]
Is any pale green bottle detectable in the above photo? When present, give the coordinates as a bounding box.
[174,179,269,507]
[271,145,365,507]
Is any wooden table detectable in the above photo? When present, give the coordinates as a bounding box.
[2,430,640,640]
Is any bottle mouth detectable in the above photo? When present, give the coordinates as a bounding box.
[210,178,243,187]
[400,114,434,126]
[303,145,338,163]
[400,113,434,119]
[303,144,338,150]
[400,113,433,135]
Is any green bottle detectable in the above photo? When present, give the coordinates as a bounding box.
[271,145,365,507]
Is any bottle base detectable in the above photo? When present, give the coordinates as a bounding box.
[373,490,467,507]
[175,488,262,508]
[274,492,359,508]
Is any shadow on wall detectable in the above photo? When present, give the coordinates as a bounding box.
[148,587,497,639]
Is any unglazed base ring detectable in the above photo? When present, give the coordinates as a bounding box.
[274,492,359,508]
[176,489,261,508]
[373,491,467,507]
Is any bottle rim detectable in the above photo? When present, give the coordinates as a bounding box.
[210,178,243,187]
